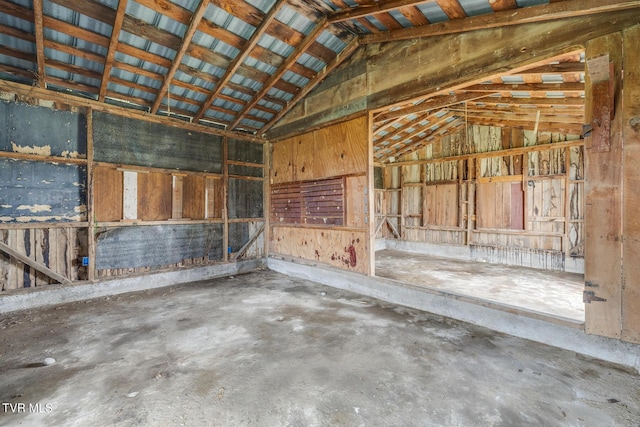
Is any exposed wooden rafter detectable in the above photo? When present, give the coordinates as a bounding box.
[151,0,211,114]
[32,0,45,88]
[362,0,640,44]
[99,0,128,102]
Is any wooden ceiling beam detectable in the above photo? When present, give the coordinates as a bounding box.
[463,82,584,92]
[475,96,584,106]
[260,37,360,135]
[0,0,32,21]
[45,40,105,65]
[329,0,430,23]
[0,64,37,80]
[43,16,110,48]
[394,119,465,160]
[46,76,99,94]
[0,24,34,42]
[32,0,46,88]
[465,117,583,134]
[398,5,430,26]
[375,110,434,142]
[362,0,640,44]
[463,110,583,125]
[151,0,210,114]
[193,0,285,122]
[374,92,492,122]
[487,0,518,12]
[99,0,128,102]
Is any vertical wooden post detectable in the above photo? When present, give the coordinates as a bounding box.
[223,136,229,262]
[563,147,571,257]
[622,25,640,344]
[367,112,375,276]
[584,33,624,339]
[263,141,271,259]
[86,108,96,281]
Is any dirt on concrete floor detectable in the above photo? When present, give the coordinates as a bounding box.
[0,269,638,426]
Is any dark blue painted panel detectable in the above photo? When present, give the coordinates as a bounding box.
[92,112,223,173]
[95,223,224,269]
[1,101,87,157]
[0,159,87,222]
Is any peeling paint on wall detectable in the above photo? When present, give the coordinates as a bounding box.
[16,204,52,213]
[11,141,52,156]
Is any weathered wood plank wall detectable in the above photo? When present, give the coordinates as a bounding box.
[1,96,265,290]
[270,116,370,274]
[375,124,585,270]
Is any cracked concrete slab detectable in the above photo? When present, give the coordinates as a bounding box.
[1,269,638,426]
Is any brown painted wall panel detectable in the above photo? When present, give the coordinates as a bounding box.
[138,172,172,221]
[93,166,123,222]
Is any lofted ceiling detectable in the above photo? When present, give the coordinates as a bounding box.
[0,0,635,149]
[372,50,586,163]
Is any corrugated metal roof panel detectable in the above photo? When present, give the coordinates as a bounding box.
[459,0,494,16]
[266,87,293,102]
[244,56,276,75]
[119,31,175,60]
[387,10,412,28]
[417,3,450,23]
[316,31,346,53]
[257,99,283,112]
[248,0,277,14]
[231,74,262,92]
[44,2,112,38]
[258,34,294,58]
[221,87,252,103]
[125,2,186,38]
[0,10,33,31]
[277,6,314,35]
[297,53,325,73]
[281,70,308,88]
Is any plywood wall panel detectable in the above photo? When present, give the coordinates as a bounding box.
[137,172,172,221]
[271,139,294,184]
[183,175,205,220]
[271,226,368,275]
[345,175,367,228]
[94,166,123,222]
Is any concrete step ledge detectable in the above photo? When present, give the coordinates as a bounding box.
[268,257,640,374]
[0,258,265,314]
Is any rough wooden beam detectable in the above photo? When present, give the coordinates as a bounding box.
[362,0,640,44]
[463,82,584,92]
[374,92,492,122]
[194,0,285,122]
[152,0,210,114]
[488,0,518,12]
[99,0,128,102]
[0,241,71,285]
[329,1,431,24]
[32,0,46,88]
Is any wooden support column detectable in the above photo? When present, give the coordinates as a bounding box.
[87,108,96,281]
[367,113,375,276]
[223,136,229,262]
[584,33,623,339]
[264,142,271,258]
[622,25,640,343]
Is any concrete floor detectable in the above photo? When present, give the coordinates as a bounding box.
[1,269,638,426]
[375,250,585,322]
